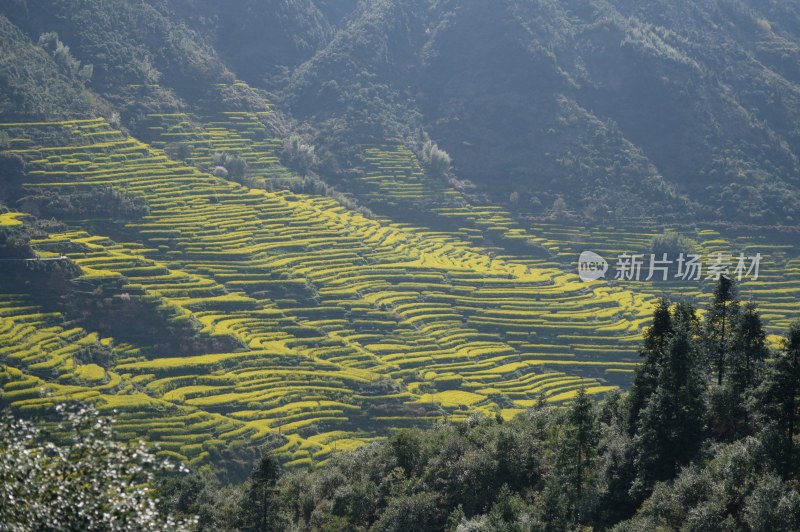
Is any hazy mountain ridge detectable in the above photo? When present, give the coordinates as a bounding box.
[281,0,800,224]
[2,0,800,222]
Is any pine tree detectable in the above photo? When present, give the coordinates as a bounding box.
[755,321,800,479]
[705,276,740,385]
[730,301,769,394]
[544,391,598,529]
[569,387,595,511]
[633,303,705,492]
[626,298,672,435]
[708,290,763,442]
[238,453,282,531]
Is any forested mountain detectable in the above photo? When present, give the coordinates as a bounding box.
[0,13,92,116]
[281,0,800,224]
[3,0,800,223]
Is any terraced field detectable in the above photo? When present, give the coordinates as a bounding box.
[4,115,796,468]
[140,112,557,257]
[0,289,258,467]
[358,145,461,207]
[524,223,800,338]
[0,118,657,466]
[137,111,293,188]
[357,143,554,256]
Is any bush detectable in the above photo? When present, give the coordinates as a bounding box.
[213,152,249,182]
[0,152,26,198]
[421,139,451,177]
[282,135,317,178]
[648,230,698,259]
[38,32,93,82]
[18,186,149,220]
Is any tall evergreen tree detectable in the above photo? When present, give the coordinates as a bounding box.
[730,301,769,394]
[238,453,282,532]
[708,301,769,441]
[543,390,598,529]
[626,298,673,435]
[755,321,800,479]
[633,303,705,493]
[705,276,740,385]
[569,386,596,522]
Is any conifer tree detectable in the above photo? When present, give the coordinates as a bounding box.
[730,301,769,394]
[705,276,740,385]
[626,298,672,435]
[755,321,800,479]
[568,386,596,523]
[238,453,282,532]
[633,303,705,492]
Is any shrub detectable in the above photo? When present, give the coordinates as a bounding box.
[648,230,697,259]
[212,152,248,181]
[38,32,93,82]
[421,139,452,177]
[282,135,317,178]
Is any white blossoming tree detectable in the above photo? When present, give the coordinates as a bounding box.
[0,403,196,531]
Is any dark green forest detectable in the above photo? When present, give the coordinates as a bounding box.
[2,0,800,224]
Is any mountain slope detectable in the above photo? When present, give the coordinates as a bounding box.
[2,0,246,121]
[282,0,800,224]
[1,0,800,470]
[0,14,92,116]
[4,0,800,224]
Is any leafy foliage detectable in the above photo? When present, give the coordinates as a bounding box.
[754,322,800,479]
[281,134,317,178]
[18,186,149,220]
[648,230,698,259]
[0,403,195,531]
[420,139,452,178]
[38,31,93,83]
[0,15,91,116]
[213,152,250,183]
